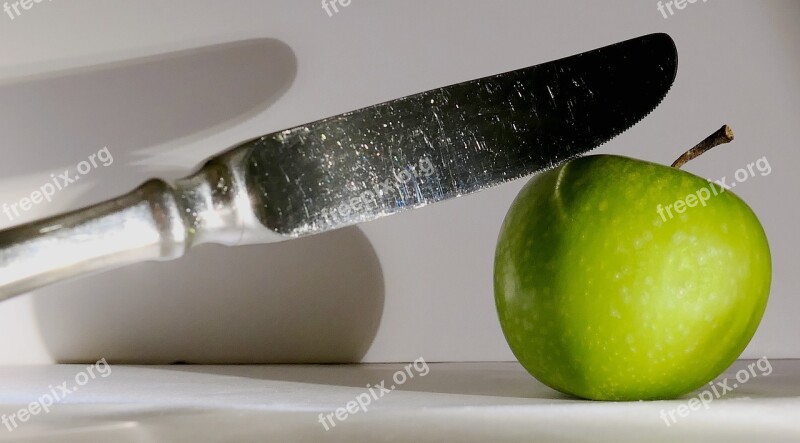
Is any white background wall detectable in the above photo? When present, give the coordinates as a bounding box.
[0,0,796,364]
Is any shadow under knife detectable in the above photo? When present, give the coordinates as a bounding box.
[0,38,298,207]
[33,226,385,364]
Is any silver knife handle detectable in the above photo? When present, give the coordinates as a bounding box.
[0,179,189,300]
[0,155,266,301]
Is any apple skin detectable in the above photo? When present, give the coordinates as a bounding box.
[494,154,771,400]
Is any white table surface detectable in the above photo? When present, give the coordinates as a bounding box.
[0,360,797,442]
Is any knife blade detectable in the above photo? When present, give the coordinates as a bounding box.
[0,33,677,300]
[248,33,677,236]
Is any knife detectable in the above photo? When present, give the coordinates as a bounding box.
[0,33,677,301]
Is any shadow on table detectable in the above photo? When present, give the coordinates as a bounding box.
[156,362,574,400]
[33,226,385,364]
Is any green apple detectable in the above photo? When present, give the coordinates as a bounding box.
[494,133,771,400]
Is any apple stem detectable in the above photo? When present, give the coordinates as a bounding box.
[671,125,735,169]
